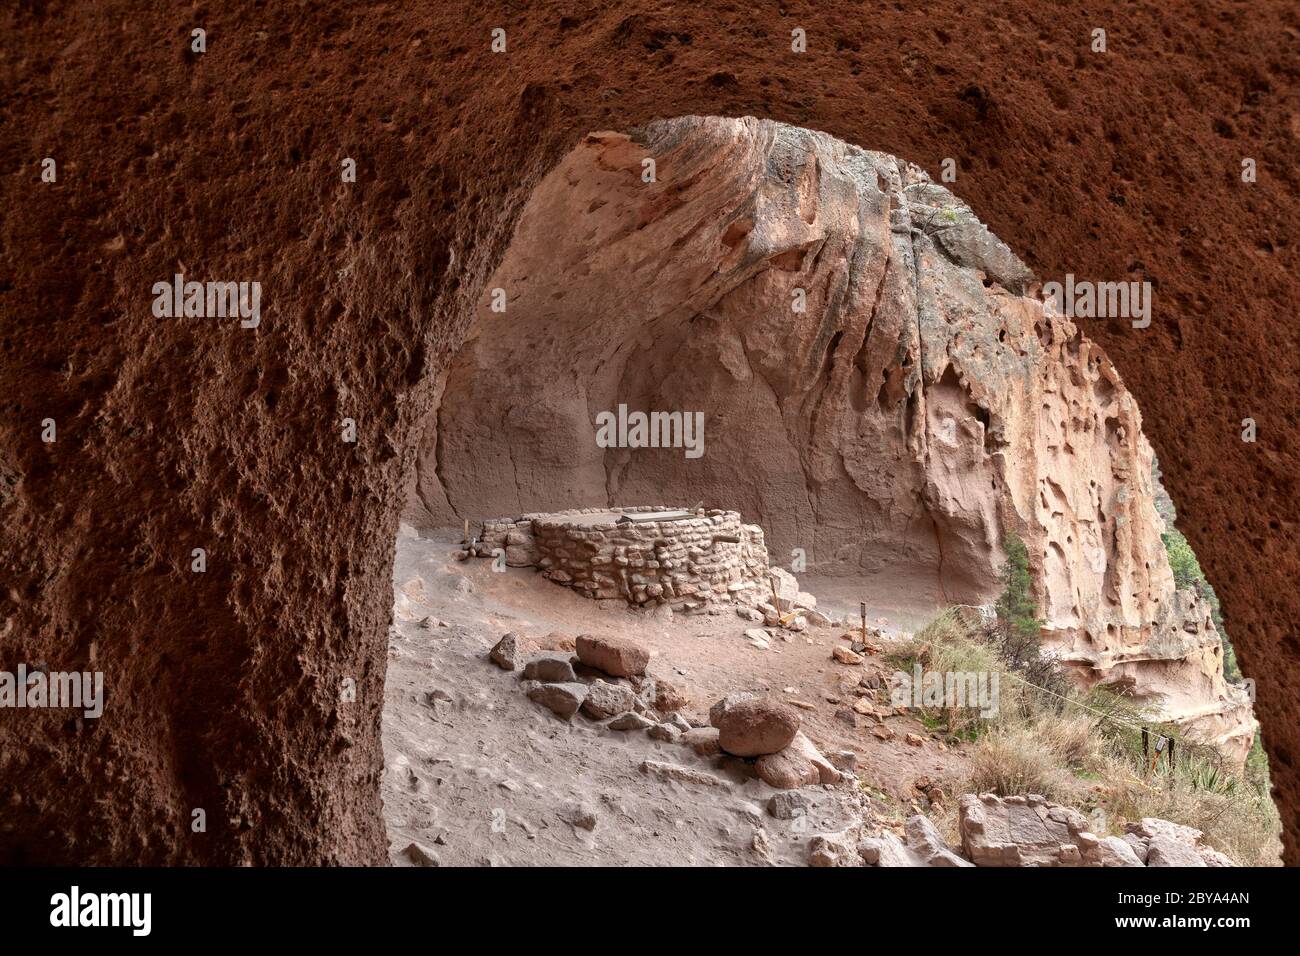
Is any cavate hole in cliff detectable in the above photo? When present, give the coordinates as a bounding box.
[383,117,1278,867]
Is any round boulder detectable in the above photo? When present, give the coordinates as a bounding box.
[716,698,801,757]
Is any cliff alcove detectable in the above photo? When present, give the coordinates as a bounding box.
[408,115,1257,766]
[0,2,1295,865]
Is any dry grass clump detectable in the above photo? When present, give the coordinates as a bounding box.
[904,606,1283,866]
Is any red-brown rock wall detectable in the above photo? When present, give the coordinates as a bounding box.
[1,1,1295,863]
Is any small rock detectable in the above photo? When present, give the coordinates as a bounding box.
[808,830,859,867]
[767,790,814,820]
[558,801,598,831]
[680,726,722,756]
[608,712,656,731]
[834,708,860,728]
[648,723,682,742]
[526,681,587,719]
[905,732,924,747]
[736,607,764,622]
[653,678,690,714]
[521,655,577,683]
[489,632,522,670]
[402,841,440,867]
[832,646,864,665]
[826,749,858,771]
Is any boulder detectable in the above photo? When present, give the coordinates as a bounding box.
[1146,835,1208,867]
[904,815,973,867]
[769,567,800,606]
[1124,817,1234,867]
[860,831,921,867]
[708,691,759,728]
[958,793,1232,868]
[716,698,801,757]
[958,793,1093,867]
[400,841,440,867]
[580,680,639,720]
[1077,832,1144,867]
[755,732,841,790]
[575,634,649,677]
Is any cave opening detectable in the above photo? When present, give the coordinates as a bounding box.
[378,117,1277,866]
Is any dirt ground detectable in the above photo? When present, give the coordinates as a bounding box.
[382,524,968,866]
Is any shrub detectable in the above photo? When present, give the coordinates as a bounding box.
[989,532,1073,714]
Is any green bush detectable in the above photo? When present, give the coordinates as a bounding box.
[991,533,1072,712]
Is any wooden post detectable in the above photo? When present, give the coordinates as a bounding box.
[859,602,867,645]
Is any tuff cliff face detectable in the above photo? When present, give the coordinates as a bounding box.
[410,116,1255,761]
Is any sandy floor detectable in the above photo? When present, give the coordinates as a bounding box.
[381,524,969,866]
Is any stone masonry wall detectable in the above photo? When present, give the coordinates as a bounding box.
[472,507,769,609]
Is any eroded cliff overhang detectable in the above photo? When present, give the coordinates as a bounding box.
[408,116,1254,762]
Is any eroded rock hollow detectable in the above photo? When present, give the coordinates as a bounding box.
[410,117,1255,762]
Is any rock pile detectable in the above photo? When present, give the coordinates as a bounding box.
[708,693,842,790]
[490,630,848,795]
